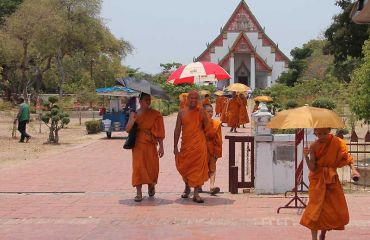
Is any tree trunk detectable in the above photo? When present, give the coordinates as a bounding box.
[35,67,42,94]
[48,121,55,143]
[21,41,29,102]
[54,128,59,144]
[0,65,12,101]
[56,49,65,98]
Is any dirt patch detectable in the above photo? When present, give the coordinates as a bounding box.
[0,110,118,168]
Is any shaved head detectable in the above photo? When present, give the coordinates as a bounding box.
[188,90,199,98]
[203,104,213,118]
[314,128,331,143]
[187,90,200,109]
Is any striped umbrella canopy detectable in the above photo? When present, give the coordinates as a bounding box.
[167,61,230,85]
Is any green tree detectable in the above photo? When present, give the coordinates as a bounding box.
[0,0,64,100]
[0,0,23,25]
[41,96,70,144]
[52,0,132,97]
[349,39,370,123]
[278,45,312,86]
[324,0,370,83]
[299,40,334,81]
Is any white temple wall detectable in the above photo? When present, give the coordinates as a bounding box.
[208,32,288,88]
[256,73,267,89]
[210,33,239,62]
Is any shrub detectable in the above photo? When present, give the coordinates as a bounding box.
[271,129,296,134]
[285,100,299,109]
[41,97,70,144]
[336,128,349,136]
[311,98,336,110]
[0,99,13,111]
[85,120,102,134]
[161,108,170,116]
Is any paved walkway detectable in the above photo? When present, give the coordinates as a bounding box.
[0,114,369,239]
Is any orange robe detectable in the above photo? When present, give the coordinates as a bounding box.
[202,97,211,106]
[300,134,353,231]
[220,98,229,123]
[180,100,187,109]
[131,109,165,186]
[176,107,209,187]
[227,98,240,128]
[252,103,259,113]
[215,96,224,115]
[206,119,222,173]
[238,97,250,125]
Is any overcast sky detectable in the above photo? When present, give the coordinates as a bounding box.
[101,0,341,74]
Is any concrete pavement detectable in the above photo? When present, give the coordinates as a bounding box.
[0,113,369,239]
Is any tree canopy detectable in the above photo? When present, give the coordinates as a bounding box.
[349,39,370,123]
[324,0,370,82]
[0,0,132,102]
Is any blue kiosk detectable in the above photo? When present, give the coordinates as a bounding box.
[96,86,139,138]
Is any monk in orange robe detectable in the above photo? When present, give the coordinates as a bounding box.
[300,128,360,240]
[126,93,165,202]
[252,101,260,113]
[202,94,211,106]
[174,90,209,203]
[203,104,222,195]
[227,91,241,132]
[215,95,224,117]
[220,97,229,125]
[238,93,250,128]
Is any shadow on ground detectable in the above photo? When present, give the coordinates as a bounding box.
[119,197,174,206]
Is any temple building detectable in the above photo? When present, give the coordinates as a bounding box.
[197,0,290,90]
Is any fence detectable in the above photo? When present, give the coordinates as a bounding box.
[337,129,370,191]
[226,135,255,194]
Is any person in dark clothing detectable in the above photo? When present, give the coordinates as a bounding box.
[14,98,31,143]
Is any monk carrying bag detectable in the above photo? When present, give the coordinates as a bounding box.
[123,123,138,149]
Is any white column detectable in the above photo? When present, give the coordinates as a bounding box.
[250,54,256,90]
[229,53,235,84]
[267,72,272,88]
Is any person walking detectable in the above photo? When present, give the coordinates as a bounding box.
[238,93,250,128]
[125,93,165,202]
[227,92,241,133]
[300,128,360,240]
[203,104,222,195]
[174,90,209,203]
[14,97,31,143]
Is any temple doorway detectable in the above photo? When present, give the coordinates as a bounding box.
[238,76,249,86]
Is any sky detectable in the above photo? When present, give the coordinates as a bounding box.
[101,0,342,74]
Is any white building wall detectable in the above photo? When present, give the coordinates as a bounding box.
[255,134,313,194]
[208,32,288,88]
[210,33,239,63]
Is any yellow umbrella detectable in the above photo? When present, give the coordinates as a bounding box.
[199,90,211,96]
[254,95,273,102]
[214,90,224,96]
[267,106,345,129]
[226,83,250,92]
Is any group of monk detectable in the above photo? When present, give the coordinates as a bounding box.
[126,91,360,240]
[126,90,222,204]
[215,91,250,132]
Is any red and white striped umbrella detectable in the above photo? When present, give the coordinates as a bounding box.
[167,61,230,85]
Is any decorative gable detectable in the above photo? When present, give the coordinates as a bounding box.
[255,55,272,72]
[223,1,263,32]
[232,33,254,53]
